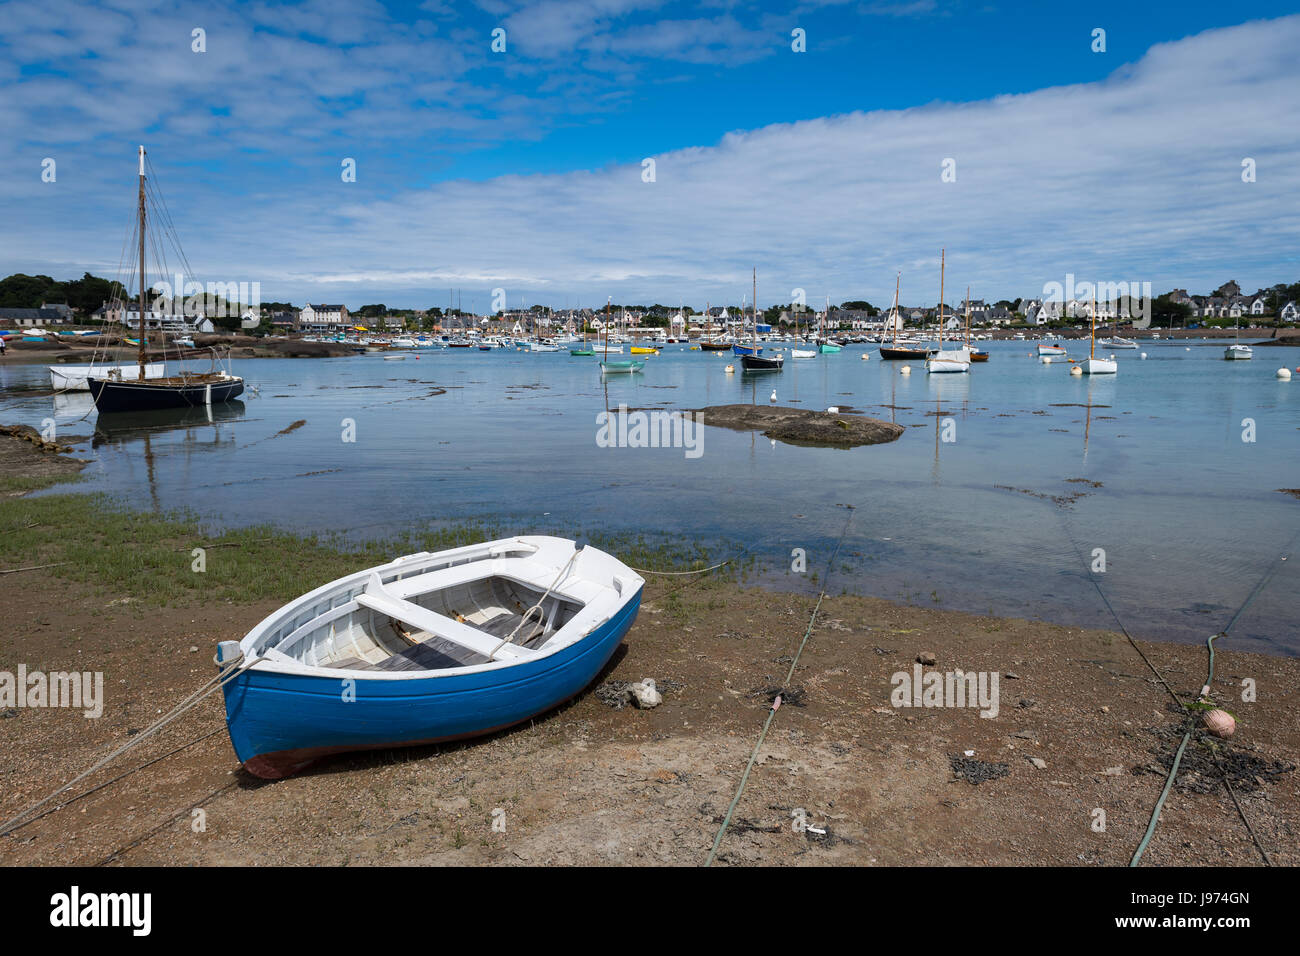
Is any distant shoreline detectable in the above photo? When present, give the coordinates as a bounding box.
[3,326,1295,366]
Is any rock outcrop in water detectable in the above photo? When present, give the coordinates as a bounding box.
[690,404,904,448]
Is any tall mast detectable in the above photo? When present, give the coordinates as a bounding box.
[603,297,610,359]
[937,248,946,350]
[137,145,147,380]
[752,267,757,350]
[892,272,901,344]
[964,285,971,348]
[1091,291,1097,359]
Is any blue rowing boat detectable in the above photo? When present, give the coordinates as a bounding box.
[217,537,644,778]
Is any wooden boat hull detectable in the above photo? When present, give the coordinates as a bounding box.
[88,375,244,413]
[600,360,644,373]
[740,354,784,371]
[630,347,658,354]
[699,342,731,351]
[818,344,842,353]
[879,346,934,360]
[969,350,989,362]
[732,343,761,356]
[570,349,594,356]
[223,585,640,779]
[1081,357,1118,374]
[219,537,644,778]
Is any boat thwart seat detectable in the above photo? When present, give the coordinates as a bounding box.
[354,574,533,662]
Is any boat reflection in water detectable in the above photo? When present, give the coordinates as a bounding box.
[52,390,97,419]
[92,400,246,447]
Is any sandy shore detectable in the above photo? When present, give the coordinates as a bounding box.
[0,441,1294,867]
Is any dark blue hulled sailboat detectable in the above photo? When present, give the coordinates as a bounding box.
[88,147,243,414]
[738,268,783,372]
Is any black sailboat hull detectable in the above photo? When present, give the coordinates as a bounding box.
[879,346,935,360]
[740,354,784,371]
[88,376,245,413]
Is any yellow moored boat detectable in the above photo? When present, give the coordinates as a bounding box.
[630,346,659,354]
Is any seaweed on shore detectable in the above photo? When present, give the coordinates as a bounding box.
[949,754,1010,785]
[1136,724,1296,794]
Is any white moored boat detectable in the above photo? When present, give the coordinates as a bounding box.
[924,250,970,374]
[1081,293,1117,374]
[50,362,164,392]
[217,536,645,778]
[1224,316,1252,360]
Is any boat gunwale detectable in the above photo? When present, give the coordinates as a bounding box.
[236,536,644,682]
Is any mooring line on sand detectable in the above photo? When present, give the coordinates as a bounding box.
[95,780,239,868]
[1056,507,1294,867]
[1,729,225,837]
[704,509,855,867]
[0,650,259,839]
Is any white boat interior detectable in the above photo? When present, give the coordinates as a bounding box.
[238,537,643,679]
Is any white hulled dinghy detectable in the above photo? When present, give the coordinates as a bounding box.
[218,536,644,778]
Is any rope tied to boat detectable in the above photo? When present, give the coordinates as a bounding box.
[490,545,584,657]
[0,648,262,839]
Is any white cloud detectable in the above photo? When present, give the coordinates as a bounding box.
[4,12,1299,309]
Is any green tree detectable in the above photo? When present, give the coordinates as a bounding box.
[1151,295,1192,328]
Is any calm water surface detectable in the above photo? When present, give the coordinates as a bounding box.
[3,340,1297,654]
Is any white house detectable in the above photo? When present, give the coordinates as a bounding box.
[1281,301,1298,322]
[299,303,350,329]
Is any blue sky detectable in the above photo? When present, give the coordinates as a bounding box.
[3,0,1299,311]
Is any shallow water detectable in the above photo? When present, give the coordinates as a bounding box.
[4,339,1297,655]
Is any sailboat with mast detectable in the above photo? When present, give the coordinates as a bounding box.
[732,274,763,358]
[1080,292,1117,374]
[818,297,842,353]
[599,300,643,374]
[964,288,988,362]
[571,305,594,355]
[879,273,934,360]
[925,250,970,373]
[1223,311,1253,360]
[87,147,244,414]
[739,268,783,371]
[791,304,816,358]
